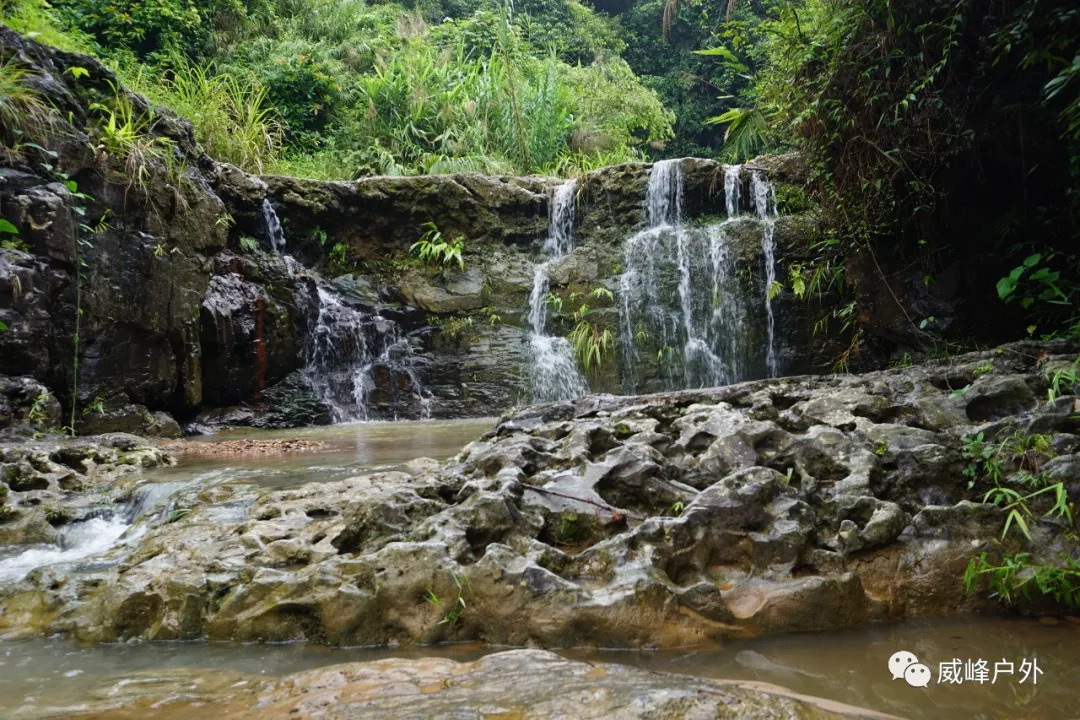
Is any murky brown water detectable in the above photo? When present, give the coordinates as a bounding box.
[1,618,1076,718]
[575,616,1080,719]
[153,417,496,490]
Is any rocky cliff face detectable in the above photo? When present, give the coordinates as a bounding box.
[0,27,834,428]
[2,341,1075,646]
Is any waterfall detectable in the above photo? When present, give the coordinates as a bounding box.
[526,182,589,402]
[256,197,431,420]
[262,198,286,253]
[751,171,779,378]
[618,160,745,393]
[305,286,432,421]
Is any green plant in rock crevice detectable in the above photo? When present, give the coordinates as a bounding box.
[89,88,167,195]
[565,286,615,373]
[27,390,53,429]
[0,54,56,149]
[962,421,1079,609]
[423,571,470,630]
[1045,356,1079,403]
[411,222,464,271]
[965,552,1080,609]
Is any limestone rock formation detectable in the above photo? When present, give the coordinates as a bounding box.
[1,341,1074,645]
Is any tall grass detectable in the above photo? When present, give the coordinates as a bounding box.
[1,0,673,179]
[124,61,282,173]
[352,36,590,176]
[0,0,93,54]
[0,54,55,146]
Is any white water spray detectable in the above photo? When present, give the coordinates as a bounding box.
[751,171,779,378]
[0,481,189,583]
[305,286,431,421]
[262,198,286,253]
[526,182,589,402]
[618,160,745,392]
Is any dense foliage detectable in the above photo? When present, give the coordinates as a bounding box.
[730,0,1080,341]
[2,0,674,177]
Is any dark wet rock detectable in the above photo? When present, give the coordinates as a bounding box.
[76,400,182,438]
[2,342,1075,646]
[0,376,60,438]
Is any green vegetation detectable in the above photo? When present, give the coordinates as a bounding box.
[89,86,176,196]
[566,286,615,373]
[423,571,470,629]
[708,0,1080,343]
[430,314,475,340]
[965,552,1080,609]
[168,507,193,523]
[411,222,465,270]
[962,423,1080,609]
[4,0,674,178]
[1046,356,1079,404]
[27,390,52,428]
[0,54,55,148]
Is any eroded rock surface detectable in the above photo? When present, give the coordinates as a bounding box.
[1,342,1076,646]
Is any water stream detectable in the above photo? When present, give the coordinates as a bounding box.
[0,419,492,583]
[527,181,589,402]
[0,480,186,583]
[751,170,780,377]
[304,286,432,421]
[1,617,1075,718]
[261,198,286,253]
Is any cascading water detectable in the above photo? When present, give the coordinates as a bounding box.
[751,171,780,378]
[0,481,186,582]
[304,286,432,421]
[526,182,589,402]
[618,160,747,393]
[256,199,432,420]
[262,198,286,253]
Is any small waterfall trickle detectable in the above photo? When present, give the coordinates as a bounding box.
[526,182,589,402]
[305,286,432,422]
[262,198,286,253]
[751,171,779,378]
[618,160,744,392]
[256,197,431,420]
[0,481,189,582]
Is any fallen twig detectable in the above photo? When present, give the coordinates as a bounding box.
[522,484,640,521]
